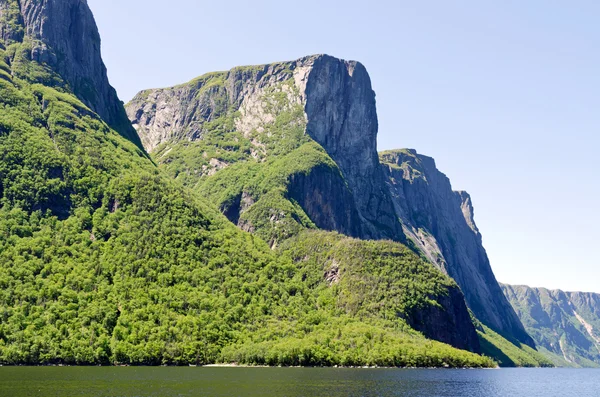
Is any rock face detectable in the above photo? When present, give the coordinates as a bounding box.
[502,284,600,367]
[287,164,363,238]
[408,285,481,352]
[127,55,404,242]
[0,0,141,147]
[302,56,403,240]
[128,62,304,154]
[380,149,534,347]
[126,54,534,348]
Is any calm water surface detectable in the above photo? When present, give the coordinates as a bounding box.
[0,367,599,397]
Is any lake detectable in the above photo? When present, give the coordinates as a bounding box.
[0,367,599,396]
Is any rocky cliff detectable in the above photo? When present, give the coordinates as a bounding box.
[502,284,600,367]
[302,57,403,240]
[126,55,535,350]
[0,0,141,147]
[381,149,534,347]
[407,284,480,352]
[127,55,404,242]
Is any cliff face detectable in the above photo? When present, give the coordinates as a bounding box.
[302,56,403,240]
[127,55,404,242]
[407,285,480,352]
[0,0,141,147]
[502,284,600,367]
[286,164,363,238]
[380,149,534,347]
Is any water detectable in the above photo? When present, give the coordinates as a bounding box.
[0,367,599,397]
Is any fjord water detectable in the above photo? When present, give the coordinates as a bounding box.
[1,368,599,397]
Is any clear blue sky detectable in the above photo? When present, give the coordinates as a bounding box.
[89,0,600,293]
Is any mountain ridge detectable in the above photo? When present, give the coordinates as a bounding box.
[502,283,600,367]
[380,148,534,346]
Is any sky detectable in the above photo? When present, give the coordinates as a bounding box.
[88,0,600,293]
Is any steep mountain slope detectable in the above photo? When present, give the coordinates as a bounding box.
[381,149,534,346]
[0,0,493,367]
[476,323,552,368]
[126,55,532,349]
[222,230,486,365]
[502,284,600,367]
[0,0,141,147]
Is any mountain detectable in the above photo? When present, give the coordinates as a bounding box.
[0,0,495,367]
[502,284,600,367]
[126,55,532,349]
[0,0,141,147]
[380,149,534,346]
[127,56,404,244]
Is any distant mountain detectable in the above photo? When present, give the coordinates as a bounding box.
[502,284,600,367]
[126,55,534,352]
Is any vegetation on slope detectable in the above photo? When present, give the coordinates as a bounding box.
[502,284,600,367]
[477,324,553,367]
[0,46,494,368]
[147,75,351,245]
[198,142,342,244]
[221,319,492,368]
[220,231,494,368]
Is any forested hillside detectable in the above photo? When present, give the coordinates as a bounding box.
[0,0,499,367]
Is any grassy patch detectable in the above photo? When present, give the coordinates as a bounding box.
[477,325,553,367]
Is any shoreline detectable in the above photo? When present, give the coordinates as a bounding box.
[0,363,502,369]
